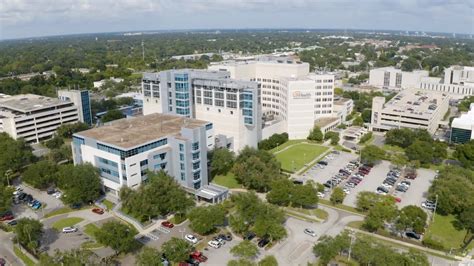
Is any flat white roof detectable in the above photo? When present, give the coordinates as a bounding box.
[452,103,474,129]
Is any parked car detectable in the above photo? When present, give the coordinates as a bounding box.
[304,228,317,237]
[7,220,17,226]
[394,197,402,203]
[70,203,82,209]
[244,232,256,241]
[32,202,42,210]
[396,185,408,192]
[92,208,104,215]
[0,257,6,266]
[217,234,232,241]
[257,238,270,248]
[208,240,221,249]
[161,221,174,228]
[190,251,207,262]
[421,202,435,210]
[405,231,421,240]
[62,227,78,233]
[47,187,57,195]
[0,215,14,221]
[185,234,198,244]
[318,161,328,166]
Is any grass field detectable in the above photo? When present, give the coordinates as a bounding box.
[14,246,35,266]
[102,199,115,210]
[212,172,241,189]
[425,214,468,249]
[84,223,100,237]
[270,139,308,153]
[52,217,84,231]
[274,143,328,172]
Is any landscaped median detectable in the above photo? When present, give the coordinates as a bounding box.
[13,246,36,266]
[284,206,328,222]
[273,142,329,173]
[51,217,84,231]
[82,223,104,249]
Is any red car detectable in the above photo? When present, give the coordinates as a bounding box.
[394,197,402,203]
[190,251,208,262]
[161,221,174,228]
[92,208,104,215]
[0,215,14,221]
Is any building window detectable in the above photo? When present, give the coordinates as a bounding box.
[180,172,186,181]
[192,142,199,150]
[140,160,148,166]
[180,163,185,170]
[179,144,184,151]
[193,161,200,170]
[193,171,200,180]
[205,124,213,130]
[192,152,199,160]
[179,153,184,161]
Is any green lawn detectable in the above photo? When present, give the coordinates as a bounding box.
[81,240,104,249]
[382,144,405,153]
[102,199,115,210]
[212,172,241,189]
[270,139,309,153]
[44,205,91,218]
[274,143,329,172]
[14,246,35,266]
[52,217,84,231]
[84,223,100,237]
[425,214,468,249]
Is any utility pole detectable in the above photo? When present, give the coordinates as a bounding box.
[141,40,145,61]
[5,169,13,186]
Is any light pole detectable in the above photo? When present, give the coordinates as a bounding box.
[348,229,356,262]
[432,194,439,222]
[5,169,13,187]
[179,228,186,239]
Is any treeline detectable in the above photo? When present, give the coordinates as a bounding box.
[258,133,288,150]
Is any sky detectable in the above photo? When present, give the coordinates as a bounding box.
[0,0,473,40]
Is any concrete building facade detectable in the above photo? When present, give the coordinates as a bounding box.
[369,67,429,90]
[142,69,261,152]
[0,94,79,143]
[57,89,93,125]
[370,90,449,134]
[72,113,214,196]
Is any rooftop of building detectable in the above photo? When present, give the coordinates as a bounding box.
[0,94,71,114]
[334,97,353,105]
[371,66,428,74]
[314,117,339,128]
[377,90,448,117]
[76,113,209,149]
[210,55,307,66]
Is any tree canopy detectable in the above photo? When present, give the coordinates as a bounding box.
[15,218,44,253]
[209,148,235,177]
[230,240,259,259]
[307,126,324,142]
[188,204,226,235]
[266,179,318,208]
[94,221,139,254]
[161,237,193,263]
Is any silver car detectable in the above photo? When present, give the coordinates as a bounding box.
[304,228,317,237]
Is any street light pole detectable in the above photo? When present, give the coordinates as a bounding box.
[432,194,439,222]
[348,229,355,261]
[5,169,13,187]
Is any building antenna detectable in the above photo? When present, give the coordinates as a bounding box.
[141,40,145,61]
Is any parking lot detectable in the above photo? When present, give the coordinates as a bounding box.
[394,168,436,208]
[11,183,65,220]
[299,151,358,196]
[137,220,195,249]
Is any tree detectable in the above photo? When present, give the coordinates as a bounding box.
[361,109,372,123]
[39,249,99,266]
[330,187,345,204]
[228,259,256,266]
[0,133,34,183]
[44,135,64,149]
[232,147,281,192]
[56,122,89,138]
[361,145,386,165]
[188,205,226,235]
[356,192,394,212]
[453,140,474,170]
[101,109,125,123]
[15,218,43,253]
[266,179,318,208]
[401,57,419,71]
[120,171,195,222]
[95,221,139,254]
[307,126,323,142]
[258,255,278,266]
[22,160,58,189]
[230,240,259,259]
[313,233,350,265]
[324,131,340,145]
[363,201,398,232]
[458,205,474,247]
[396,205,427,234]
[136,246,163,266]
[57,163,101,204]
[210,148,235,177]
[291,183,318,208]
[0,184,14,213]
[405,141,434,165]
[266,179,292,206]
[258,133,288,150]
[161,237,193,263]
[352,115,364,126]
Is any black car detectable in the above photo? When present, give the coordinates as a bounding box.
[7,220,17,226]
[318,161,328,166]
[396,185,408,192]
[244,232,256,241]
[377,186,389,193]
[257,238,270,248]
[70,203,82,209]
[405,231,421,240]
[47,187,57,195]
[218,234,232,241]
[185,258,200,266]
[17,192,26,200]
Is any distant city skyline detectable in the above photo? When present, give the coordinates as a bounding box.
[0,0,473,40]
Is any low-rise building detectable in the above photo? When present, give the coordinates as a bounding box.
[93,77,124,88]
[57,89,93,125]
[72,113,215,197]
[0,94,79,142]
[370,90,449,134]
[333,97,354,123]
[451,103,474,144]
[418,66,474,96]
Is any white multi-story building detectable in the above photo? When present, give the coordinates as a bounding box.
[370,90,449,134]
[142,69,261,152]
[57,89,92,125]
[333,97,354,123]
[72,113,227,202]
[369,67,429,90]
[209,57,336,139]
[450,103,474,144]
[418,66,474,96]
[0,94,79,143]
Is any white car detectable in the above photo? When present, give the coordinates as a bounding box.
[304,228,317,237]
[208,240,221,249]
[343,188,351,194]
[184,234,198,244]
[62,227,78,233]
[317,192,325,198]
[53,192,62,199]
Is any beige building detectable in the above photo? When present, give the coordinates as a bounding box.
[370,90,449,134]
[369,67,429,90]
[0,94,79,143]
